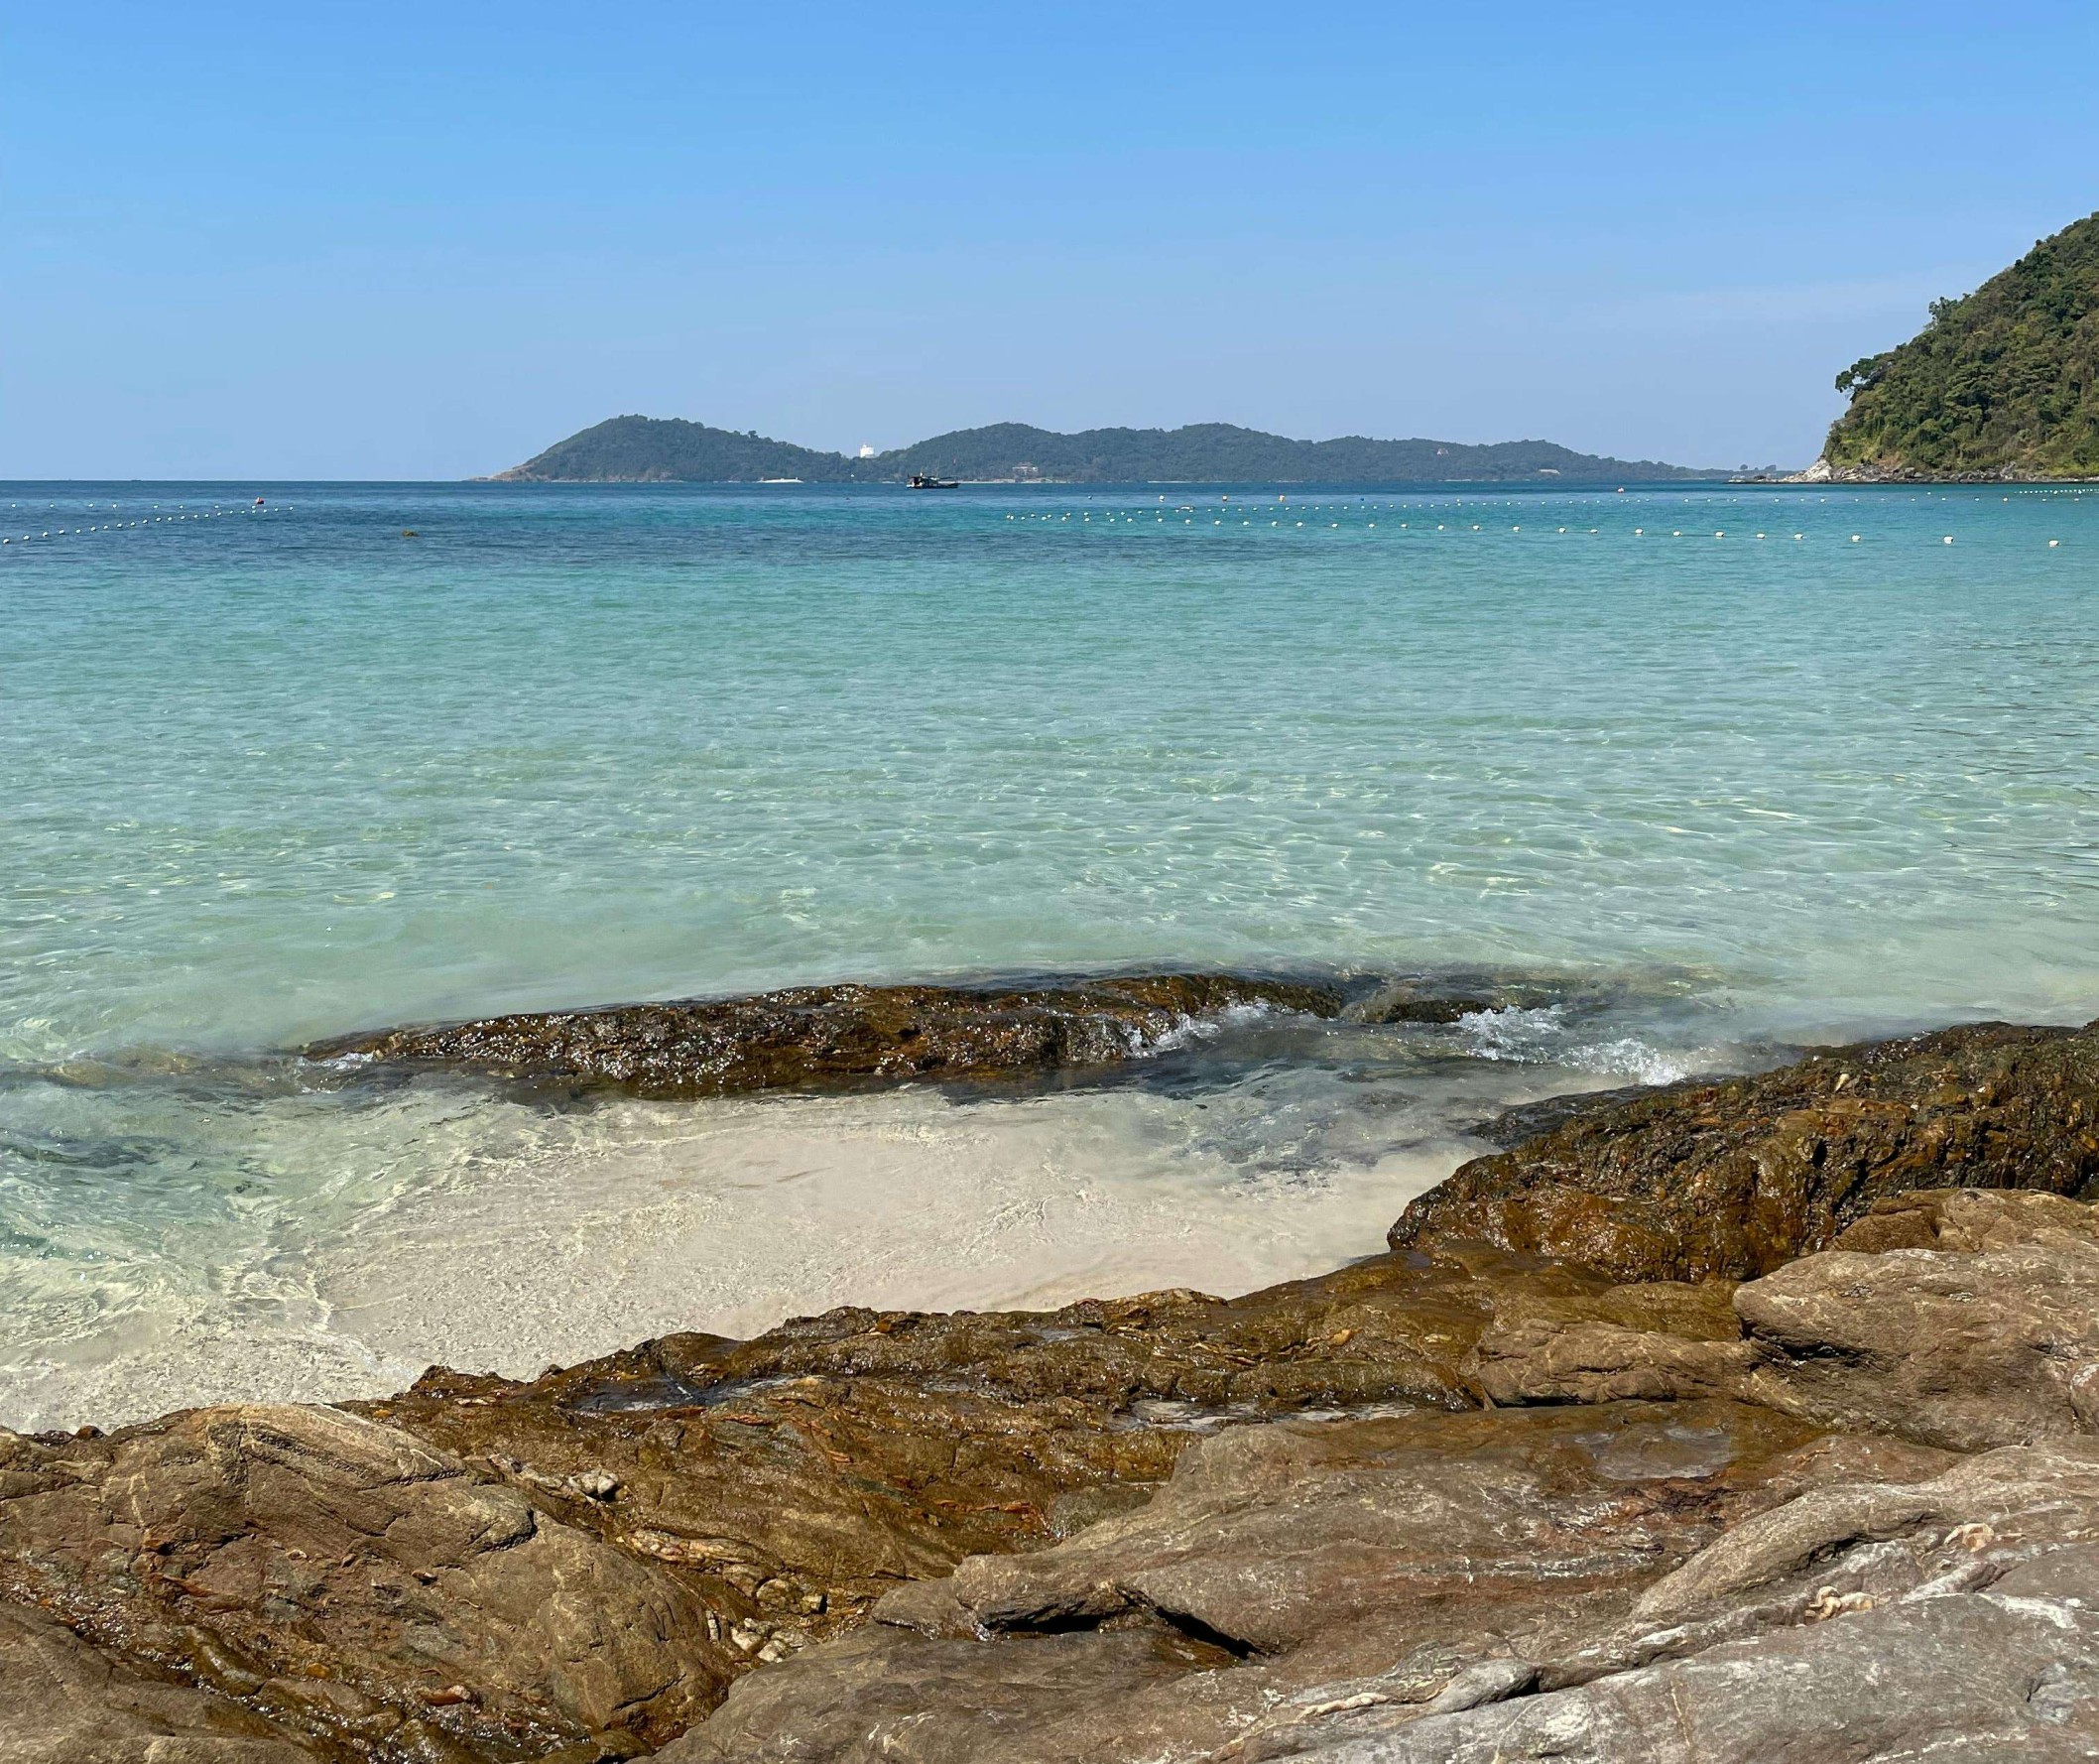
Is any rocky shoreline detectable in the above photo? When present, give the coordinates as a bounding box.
[1787,457,2099,484]
[10,1008,2099,1760]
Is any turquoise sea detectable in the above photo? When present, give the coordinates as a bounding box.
[4,480,2096,1430]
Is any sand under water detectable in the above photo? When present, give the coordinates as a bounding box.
[4,478,2096,1430]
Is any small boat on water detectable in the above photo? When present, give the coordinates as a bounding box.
[908,472,959,490]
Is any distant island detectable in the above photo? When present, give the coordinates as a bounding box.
[1806,209,2099,481]
[487,418,1715,485]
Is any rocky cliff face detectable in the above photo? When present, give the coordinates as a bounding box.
[8,1013,2099,1762]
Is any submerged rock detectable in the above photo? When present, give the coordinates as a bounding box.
[308,972,1349,1096]
[302,964,1668,1098]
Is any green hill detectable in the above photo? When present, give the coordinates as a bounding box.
[872,423,1703,484]
[491,417,855,483]
[1817,211,2099,480]
[491,417,1709,485]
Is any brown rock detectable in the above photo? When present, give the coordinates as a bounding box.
[348,1248,1554,1671]
[934,1401,1821,1654]
[0,1598,319,1763]
[307,972,1348,1097]
[1283,1590,2099,1761]
[662,1401,1832,1762]
[1828,1183,2099,1253]
[1390,1019,2099,1281]
[15,1009,2099,1764]
[1735,1191,2099,1450]
[1627,1438,2099,1627]
[1463,1279,1756,1407]
[0,1404,729,1759]
[0,1242,1694,1762]
[1170,1442,2099,1760]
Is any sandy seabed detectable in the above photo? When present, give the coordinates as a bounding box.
[1,1077,1516,1434]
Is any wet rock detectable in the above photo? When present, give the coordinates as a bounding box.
[933,1401,1820,1653]
[1736,1187,2099,1449]
[0,1243,1685,1763]
[0,1404,729,1759]
[17,995,2099,1764]
[661,1402,1837,1762]
[0,1598,318,1763]
[1827,1182,2099,1254]
[307,972,1347,1097]
[1464,1280,1759,1407]
[1391,1018,2099,1281]
[351,1247,1586,1671]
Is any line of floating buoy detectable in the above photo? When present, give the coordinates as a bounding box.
[996,518,2070,550]
[3,502,287,545]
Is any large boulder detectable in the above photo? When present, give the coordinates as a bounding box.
[0,1404,730,1760]
[1391,1020,2099,1281]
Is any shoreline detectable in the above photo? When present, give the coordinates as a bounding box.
[3,966,1696,1437]
[8,968,2090,1440]
[1786,457,2099,484]
[7,1008,2099,1757]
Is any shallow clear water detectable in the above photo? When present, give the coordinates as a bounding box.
[3,480,2095,1429]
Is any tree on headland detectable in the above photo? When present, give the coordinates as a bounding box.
[1820,212,2099,478]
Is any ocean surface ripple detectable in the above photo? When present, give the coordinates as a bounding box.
[2,479,2094,1428]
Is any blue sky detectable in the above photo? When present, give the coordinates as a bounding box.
[6,3,2097,477]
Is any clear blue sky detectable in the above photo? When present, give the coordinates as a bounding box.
[6,3,2096,478]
